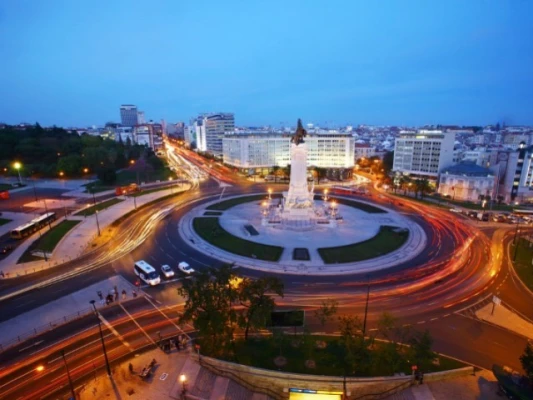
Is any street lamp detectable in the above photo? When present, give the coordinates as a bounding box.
[35,365,45,372]
[362,277,371,337]
[59,171,64,178]
[91,189,101,236]
[13,162,22,185]
[323,188,329,202]
[61,349,77,400]
[89,300,112,376]
[179,374,187,397]
[268,188,272,200]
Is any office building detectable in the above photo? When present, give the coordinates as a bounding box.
[393,130,455,178]
[438,162,494,202]
[223,133,354,175]
[120,105,139,127]
[137,111,145,124]
[196,113,235,157]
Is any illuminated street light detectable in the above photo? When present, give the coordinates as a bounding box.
[13,161,22,184]
[180,374,187,396]
[35,365,44,372]
[83,168,89,174]
[59,171,64,178]
[268,188,272,200]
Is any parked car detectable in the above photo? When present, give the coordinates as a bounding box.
[178,262,195,275]
[1,245,13,255]
[161,264,175,278]
[449,208,462,213]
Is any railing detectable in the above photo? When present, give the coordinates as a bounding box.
[356,379,413,399]
[0,306,94,352]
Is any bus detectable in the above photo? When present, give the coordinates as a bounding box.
[134,260,161,286]
[11,212,56,239]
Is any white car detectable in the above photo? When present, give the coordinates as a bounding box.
[178,262,195,275]
[449,208,462,213]
[161,264,175,278]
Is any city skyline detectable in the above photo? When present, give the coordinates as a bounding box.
[1,1,533,127]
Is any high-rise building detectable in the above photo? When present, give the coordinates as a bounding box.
[137,111,145,124]
[120,105,139,127]
[196,113,235,157]
[393,130,455,178]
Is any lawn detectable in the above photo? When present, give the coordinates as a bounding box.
[0,183,13,191]
[220,336,465,377]
[318,226,409,264]
[511,238,533,292]
[193,217,283,261]
[206,194,280,211]
[18,220,80,263]
[0,218,12,226]
[74,198,124,217]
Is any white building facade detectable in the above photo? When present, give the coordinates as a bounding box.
[195,113,235,157]
[393,130,455,178]
[438,163,494,202]
[222,134,355,170]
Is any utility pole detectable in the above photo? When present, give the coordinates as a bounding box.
[91,190,101,236]
[362,277,371,337]
[61,349,77,400]
[90,300,111,376]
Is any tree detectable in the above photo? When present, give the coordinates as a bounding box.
[272,166,280,183]
[177,264,238,357]
[314,298,338,328]
[57,155,83,176]
[414,178,431,199]
[238,276,284,340]
[338,315,371,375]
[399,176,412,195]
[408,330,436,371]
[96,166,116,184]
[315,167,328,184]
[375,312,411,375]
[382,151,394,175]
[519,342,533,383]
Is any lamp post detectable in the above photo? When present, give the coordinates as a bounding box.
[362,277,371,337]
[168,177,173,194]
[268,188,272,200]
[179,374,187,398]
[13,162,22,185]
[513,221,521,261]
[61,349,77,400]
[89,300,112,376]
[323,188,329,202]
[91,190,101,236]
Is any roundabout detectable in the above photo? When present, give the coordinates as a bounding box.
[179,193,428,275]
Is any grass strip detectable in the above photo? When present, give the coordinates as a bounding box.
[193,217,283,261]
[511,238,533,292]
[18,220,81,263]
[0,218,12,226]
[318,226,409,264]
[74,198,123,217]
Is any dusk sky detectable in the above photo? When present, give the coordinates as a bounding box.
[1,0,532,128]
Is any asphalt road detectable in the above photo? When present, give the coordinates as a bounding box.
[0,163,532,395]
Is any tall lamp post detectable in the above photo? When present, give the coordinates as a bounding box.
[362,277,371,337]
[61,349,77,400]
[89,300,112,376]
[513,220,521,261]
[91,190,101,236]
[13,162,22,185]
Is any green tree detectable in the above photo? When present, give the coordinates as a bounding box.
[519,342,533,383]
[313,298,338,329]
[399,175,412,195]
[408,330,436,371]
[177,264,238,358]
[382,151,394,175]
[315,167,328,184]
[338,315,371,375]
[375,312,411,375]
[238,276,284,340]
[57,154,83,176]
[96,166,117,184]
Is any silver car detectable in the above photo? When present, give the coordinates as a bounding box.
[161,264,175,278]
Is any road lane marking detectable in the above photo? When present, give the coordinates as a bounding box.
[143,296,190,341]
[98,312,134,351]
[18,340,44,352]
[118,303,157,347]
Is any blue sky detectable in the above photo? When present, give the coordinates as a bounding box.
[1,0,532,127]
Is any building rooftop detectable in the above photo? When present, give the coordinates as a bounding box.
[442,162,493,177]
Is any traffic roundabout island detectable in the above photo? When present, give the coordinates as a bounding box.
[178,193,427,275]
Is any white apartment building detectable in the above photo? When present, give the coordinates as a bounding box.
[393,130,455,178]
[195,113,235,157]
[354,143,376,160]
[222,134,355,172]
[438,163,494,202]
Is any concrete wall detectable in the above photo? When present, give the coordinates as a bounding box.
[193,354,473,400]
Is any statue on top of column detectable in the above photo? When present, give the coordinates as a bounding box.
[291,119,307,146]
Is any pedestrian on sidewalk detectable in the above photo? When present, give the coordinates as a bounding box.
[132,290,137,298]
[121,289,126,300]
[128,363,134,374]
[97,290,103,301]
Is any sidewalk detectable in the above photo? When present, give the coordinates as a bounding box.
[386,369,500,400]
[475,303,533,340]
[0,275,136,350]
[0,183,190,277]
